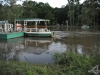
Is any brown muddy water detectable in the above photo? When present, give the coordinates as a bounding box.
[0,26,100,64]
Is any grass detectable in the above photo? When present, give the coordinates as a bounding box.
[0,52,100,75]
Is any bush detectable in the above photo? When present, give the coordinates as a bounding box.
[54,52,100,75]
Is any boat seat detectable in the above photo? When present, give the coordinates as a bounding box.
[26,29,30,32]
[44,28,48,32]
[31,29,37,32]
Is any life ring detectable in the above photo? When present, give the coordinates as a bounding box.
[16,24,22,32]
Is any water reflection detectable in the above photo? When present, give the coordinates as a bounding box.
[0,37,25,61]
[24,37,52,54]
[0,26,100,64]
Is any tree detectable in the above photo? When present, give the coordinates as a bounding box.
[22,1,37,18]
[81,0,98,26]
[0,4,4,20]
[3,0,21,23]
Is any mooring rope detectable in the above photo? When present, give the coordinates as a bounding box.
[24,56,31,63]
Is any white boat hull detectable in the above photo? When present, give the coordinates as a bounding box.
[24,32,54,37]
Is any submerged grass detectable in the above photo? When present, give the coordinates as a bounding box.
[0,52,100,75]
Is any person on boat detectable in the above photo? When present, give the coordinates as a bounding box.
[16,23,22,32]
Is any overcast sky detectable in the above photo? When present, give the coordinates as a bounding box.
[32,0,67,8]
[17,0,85,8]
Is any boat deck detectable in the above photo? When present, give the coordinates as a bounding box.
[0,32,24,39]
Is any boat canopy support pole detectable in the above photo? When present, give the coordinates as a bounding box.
[45,21,47,27]
[35,21,38,32]
[5,23,7,33]
[14,21,16,31]
[14,21,18,31]
[24,21,27,32]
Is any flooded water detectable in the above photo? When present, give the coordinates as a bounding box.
[0,26,100,64]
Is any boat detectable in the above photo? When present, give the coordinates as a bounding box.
[0,20,24,39]
[81,25,89,29]
[14,18,54,37]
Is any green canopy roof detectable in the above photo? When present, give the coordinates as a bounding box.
[0,20,8,24]
[15,18,50,22]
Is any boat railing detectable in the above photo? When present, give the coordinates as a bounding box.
[25,28,50,32]
[25,28,37,32]
[0,26,3,32]
[20,26,47,28]
[0,24,13,33]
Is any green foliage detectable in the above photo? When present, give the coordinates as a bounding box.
[54,52,100,75]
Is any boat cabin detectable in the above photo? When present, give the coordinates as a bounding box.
[14,18,50,32]
[14,18,53,37]
[0,20,13,33]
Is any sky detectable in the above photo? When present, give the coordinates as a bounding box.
[17,0,85,8]
[32,0,84,8]
[32,0,68,8]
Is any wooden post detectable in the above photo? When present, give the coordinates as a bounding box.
[66,20,68,26]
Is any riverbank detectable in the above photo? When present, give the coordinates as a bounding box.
[0,52,100,75]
